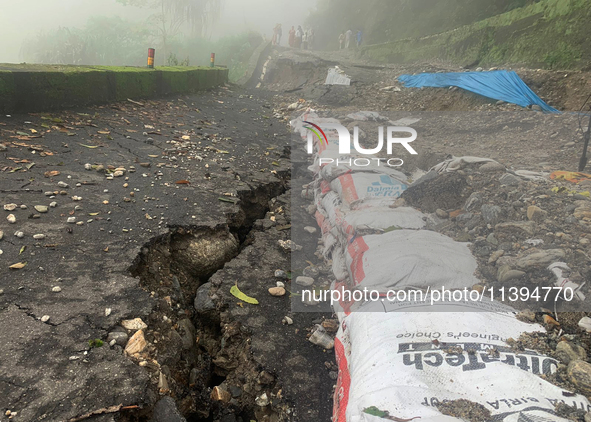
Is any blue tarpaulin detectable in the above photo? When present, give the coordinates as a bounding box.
[398,70,559,113]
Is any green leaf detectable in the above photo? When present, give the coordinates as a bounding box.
[218,197,237,203]
[364,407,388,418]
[230,284,259,305]
[19,246,26,255]
[79,143,100,149]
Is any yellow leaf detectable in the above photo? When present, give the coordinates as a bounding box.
[79,144,99,149]
[9,262,26,269]
[230,284,259,305]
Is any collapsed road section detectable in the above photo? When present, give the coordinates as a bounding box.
[0,87,338,421]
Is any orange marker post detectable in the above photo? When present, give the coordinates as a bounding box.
[210,53,215,68]
[147,48,155,68]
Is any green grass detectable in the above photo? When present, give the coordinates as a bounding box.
[361,0,591,70]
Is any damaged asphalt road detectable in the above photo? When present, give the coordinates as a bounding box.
[0,86,335,421]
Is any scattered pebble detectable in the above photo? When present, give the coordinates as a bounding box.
[4,203,17,211]
[67,217,76,223]
[52,286,62,293]
[268,286,286,296]
[7,214,16,224]
[14,231,24,238]
[33,234,46,240]
[40,315,50,323]
[34,205,48,213]
[296,276,314,287]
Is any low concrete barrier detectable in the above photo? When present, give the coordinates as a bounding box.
[0,64,229,113]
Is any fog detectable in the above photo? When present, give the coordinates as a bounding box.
[0,0,317,64]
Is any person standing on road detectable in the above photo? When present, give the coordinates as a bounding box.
[295,26,303,49]
[339,32,345,49]
[307,28,315,50]
[345,29,353,49]
[276,24,283,46]
[302,30,308,50]
[356,30,363,47]
[289,26,296,47]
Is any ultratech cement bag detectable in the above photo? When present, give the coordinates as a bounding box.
[330,173,408,209]
[333,302,591,422]
[345,230,479,291]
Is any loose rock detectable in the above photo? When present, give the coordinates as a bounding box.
[269,286,286,296]
[121,318,148,331]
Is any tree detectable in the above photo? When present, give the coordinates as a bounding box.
[117,0,224,64]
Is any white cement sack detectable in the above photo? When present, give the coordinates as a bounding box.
[334,305,590,422]
[331,173,408,209]
[340,207,428,236]
[345,230,479,291]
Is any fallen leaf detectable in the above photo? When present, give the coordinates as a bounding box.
[79,144,100,149]
[175,180,190,185]
[230,284,258,305]
[218,197,236,203]
[44,170,61,178]
[19,246,26,255]
[97,131,110,135]
[9,262,26,270]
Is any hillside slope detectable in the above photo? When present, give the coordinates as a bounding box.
[359,0,591,69]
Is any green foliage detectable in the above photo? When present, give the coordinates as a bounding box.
[360,0,591,70]
[544,43,582,69]
[22,16,154,66]
[88,339,104,348]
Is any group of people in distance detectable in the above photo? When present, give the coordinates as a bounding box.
[271,25,363,50]
[339,29,363,49]
[272,24,316,50]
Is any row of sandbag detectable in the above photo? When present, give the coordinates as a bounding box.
[292,110,590,422]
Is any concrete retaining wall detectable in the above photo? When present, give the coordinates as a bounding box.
[0,65,229,113]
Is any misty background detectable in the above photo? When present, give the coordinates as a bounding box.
[0,0,541,75]
[0,0,317,67]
